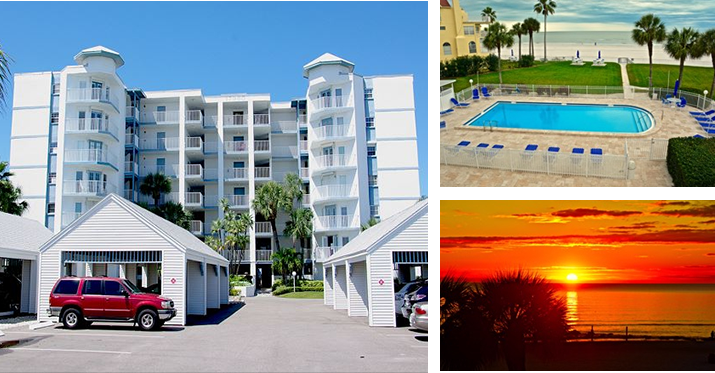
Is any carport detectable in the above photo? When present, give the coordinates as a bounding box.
[37,193,229,325]
[0,212,53,316]
[323,199,427,327]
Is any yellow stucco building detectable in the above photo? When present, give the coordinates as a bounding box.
[440,0,489,62]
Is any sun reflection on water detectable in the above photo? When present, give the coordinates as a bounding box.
[566,291,578,324]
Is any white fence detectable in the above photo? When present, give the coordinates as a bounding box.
[625,138,669,160]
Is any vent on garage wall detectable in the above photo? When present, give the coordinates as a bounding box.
[62,250,162,263]
[392,251,427,264]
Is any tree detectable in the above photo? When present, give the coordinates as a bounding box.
[632,14,667,94]
[0,161,28,216]
[0,43,11,112]
[483,22,515,84]
[139,173,172,206]
[207,198,254,275]
[534,0,557,61]
[665,27,700,87]
[361,217,379,231]
[512,22,525,59]
[693,29,715,98]
[271,247,302,283]
[156,201,192,230]
[252,181,290,252]
[284,207,314,265]
[523,18,541,56]
[481,6,496,23]
[282,172,304,210]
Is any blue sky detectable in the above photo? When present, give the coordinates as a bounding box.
[0,1,428,195]
[460,0,715,31]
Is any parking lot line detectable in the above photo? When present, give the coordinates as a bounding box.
[10,347,131,355]
[4,331,165,339]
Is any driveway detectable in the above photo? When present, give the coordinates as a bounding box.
[0,297,427,372]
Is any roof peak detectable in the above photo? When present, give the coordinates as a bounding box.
[302,53,355,78]
[74,45,124,68]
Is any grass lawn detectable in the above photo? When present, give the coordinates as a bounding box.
[451,61,623,92]
[278,291,324,299]
[627,63,715,96]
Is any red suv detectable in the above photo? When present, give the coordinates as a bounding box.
[48,277,176,331]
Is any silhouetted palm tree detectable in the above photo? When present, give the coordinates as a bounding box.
[534,0,557,61]
[139,172,172,206]
[523,18,541,56]
[483,22,515,84]
[512,23,525,59]
[0,161,28,216]
[632,14,667,94]
[665,27,700,86]
[481,7,496,23]
[693,29,715,98]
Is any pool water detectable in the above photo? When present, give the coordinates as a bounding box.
[465,102,653,133]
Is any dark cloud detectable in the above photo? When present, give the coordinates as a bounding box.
[699,220,715,224]
[653,201,691,207]
[653,204,715,218]
[551,208,643,218]
[610,221,658,230]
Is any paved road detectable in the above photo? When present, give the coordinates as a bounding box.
[0,297,427,372]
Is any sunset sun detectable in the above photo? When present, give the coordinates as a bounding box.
[567,273,579,282]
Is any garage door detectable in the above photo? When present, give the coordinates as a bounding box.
[206,264,219,309]
[334,265,348,310]
[186,260,206,315]
[324,267,333,306]
[348,262,368,317]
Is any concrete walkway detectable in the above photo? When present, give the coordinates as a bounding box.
[620,63,633,98]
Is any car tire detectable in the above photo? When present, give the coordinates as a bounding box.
[137,309,159,331]
[61,308,83,329]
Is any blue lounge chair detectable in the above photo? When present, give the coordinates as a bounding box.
[590,148,603,155]
[487,144,504,159]
[590,148,603,167]
[661,94,673,105]
[571,147,585,164]
[690,109,715,117]
[457,141,471,147]
[547,146,560,162]
[476,143,489,148]
[450,97,470,108]
[440,121,446,129]
[696,115,715,123]
[472,89,480,100]
[440,108,454,116]
[572,148,585,155]
[694,134,705,138]
[525,144,538,151]
[481,87,492,98]
[676,97,687,108]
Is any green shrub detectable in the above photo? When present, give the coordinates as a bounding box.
[273,286,324,296]
[666,137,715,186]
[518,55,535,68]
[229,288,240,296]
[485,54,499,72]
[272,279,323,291]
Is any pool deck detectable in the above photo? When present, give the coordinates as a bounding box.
[441,95,705,187]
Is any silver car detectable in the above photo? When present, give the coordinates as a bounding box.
[409,302,428,331]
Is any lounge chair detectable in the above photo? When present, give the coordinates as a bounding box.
[694,134,705,139]
[547,146,560,162]
[695,115,715,123]
[450,98,470,108]
[676,97,687,108]
[571,147,585,164]
[487,144,504,159]
[476,143,489,149]
[440,121,446,129]
[472,89,480,100]
[690,109,715,117]
[481,87,492,98]
[440,108,454,116]
[457,141,471,147]
[661,94,673,105]
[590,148,603,166]
[525,144,538,152]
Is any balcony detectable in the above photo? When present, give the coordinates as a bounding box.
[255,250,272,262]
[315,215,358,231]
[64,149,118,169]
[138,192,179,206]
[190,220,204,235]
[185,164,203,179]
[297,115,307,126]
[186,110,203,125]
[300,167,310,179]
[313,154,353,171]
[255,222,272,235]
[255,167,271,180]
[368,174,378,186]
[311,95,350,113]
[254,114,270,126]
[370,205,380,217]
[125,133,138,148]
[225,168,247,181]
[63,180,114,197]
[123,189,138,202]
[140,164,179,178]
[125,161,138,174]
[186,137,203,152]
[139,137,180,151]
[314,184,354,201]
[302,194,310,206]
[67,88,120,112]
[302,248,312,260]
[314,246,342,262]
[62,212,83,228]
[225,195,249,208]
[254,140,270,152]
[65,118,119,140]
[224,141,248,154]
[141,110,180,124]
[272,121,297,133]
[223,114,246,127]
[299,140,308,152]
[185,192,204,208]
[126,106,139,121]
[313,125,349,140]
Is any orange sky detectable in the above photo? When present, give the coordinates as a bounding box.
[441,201,715,284]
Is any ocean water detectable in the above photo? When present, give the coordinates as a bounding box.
[557,284,715,338]
[532,31,636,46]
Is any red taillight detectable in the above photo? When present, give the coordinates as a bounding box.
[415,306,426,315]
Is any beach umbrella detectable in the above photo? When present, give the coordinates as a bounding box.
[674,79,680,97]
[577,50,580,59]
[598,50,601,59]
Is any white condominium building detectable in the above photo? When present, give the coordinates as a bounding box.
[9,46,421,283]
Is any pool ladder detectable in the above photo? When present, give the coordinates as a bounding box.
[481,120,498,132]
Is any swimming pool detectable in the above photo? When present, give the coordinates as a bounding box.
[465,102,654,133]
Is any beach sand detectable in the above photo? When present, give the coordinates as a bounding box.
[482,340,715,370]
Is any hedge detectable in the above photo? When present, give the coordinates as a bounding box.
[271,279,323,292]
[273,285,324,296]
[666,137,715,187]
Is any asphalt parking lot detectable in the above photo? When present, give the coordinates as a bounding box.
[0,296,427,372]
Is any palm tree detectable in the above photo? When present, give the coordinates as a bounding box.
[155,201,192,229]
[523,18,541,56]
[0,43,11,112]
[481,7,496,23]
[512,23,525,60]
[0,161,28,216]
[632,14,667,94]
[665,27,700,87]
[284,207,313,252]
[208,198,254,275]
[483,22,515,84]
[139,173,172,206]
[534,0,557,61]
[361,217,379,231]
[252,181,289,251]
[271,247,302,283]
[282,172,303,210]
[477,269,568,370]
[693,29,715,98]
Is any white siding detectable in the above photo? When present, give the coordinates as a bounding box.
[162,249,185,325]
[367,250,395,327]
[348,261,368,317]
[21,260,32,313]
[220,267,228,305]
[381,212,428,253]
[38,251,61,322]
[324,266,333,306]
[186,260,206,315]
[206,264,219,309]
[334,265,348,310]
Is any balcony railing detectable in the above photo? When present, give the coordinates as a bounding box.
[314,125,348,140]
[368,174,378,185]
[255,222,272,234]
[300,167,310,178]
[185,192,203,206]
[139,192,179,206]
[272,121,297,133]
[224,141,248,153]
[254,114,270,125]
[64,149,117,167]
[225,195,248,208]
[65,118,119,139]
[62,212,83,228]
[254,140,270,152]
[256,250,272,261]
[123,189,138,201]
[186,137,203,151]
[302,194,310,205]
[186,164,203,178]
[223,114,246,127]
[255,167,271,179]
[186,110,203,124]
[125,161,138,174]
[190,220,204,235]
[67,88,120,111]
[314,246,342,262]
[297,115,307,125]
[312,95,349,111]
[125,133,138,148]
[370,205,380,216]
[139,137,180,151]
[126,106,139,120]
[299,140,308,152]
[226,168,247,180]
[142,110,180,124]
[316,215,356,230]
[313,154,352,170]
[63,180,114,197]
[48,173,57,185]
[315,184,352,200]
[140,164,179,178]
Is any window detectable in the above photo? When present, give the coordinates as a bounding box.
[367,146,376,157]
[47,203,55,214]
[53,279,80,295]
[342,237,350,246]
[52,83,60,95]
[157,106,166,112]
[443,43,452,56]
[82,280,103,295]
[50,112,59,125]
[469,41,477,54]
[440,26,446,31]
[464,25,475,35]
[104,281,125,296]
[364,88,373,100]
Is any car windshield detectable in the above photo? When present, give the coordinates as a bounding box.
[122,279,143,294]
